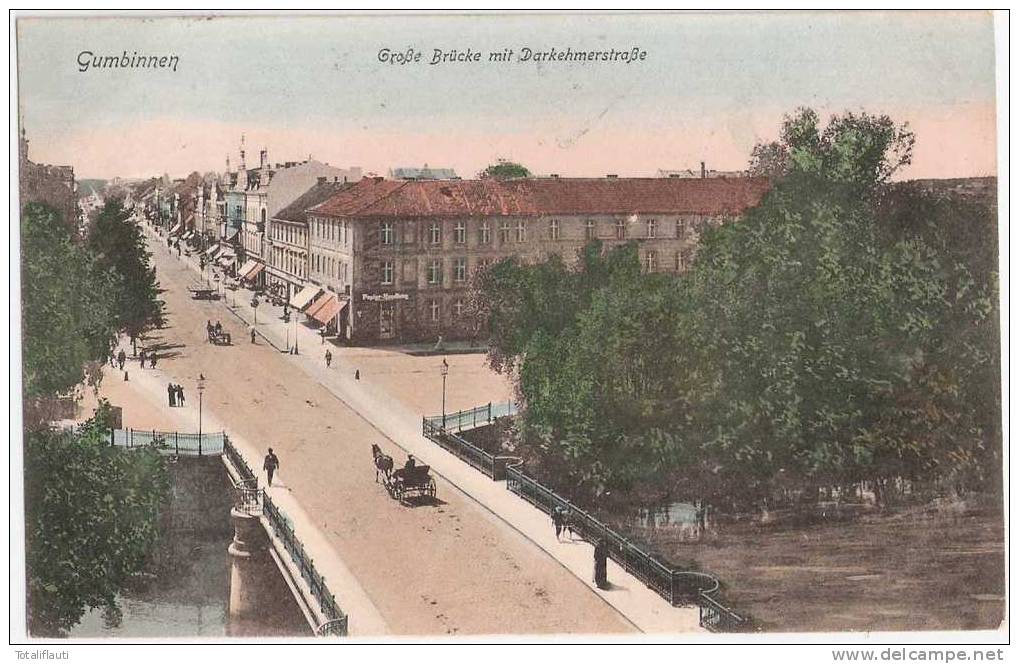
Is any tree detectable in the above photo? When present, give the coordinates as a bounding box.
[24,401,170,636]
[86,198,163,351]
[21,203,122,402]
[479,159,532,179]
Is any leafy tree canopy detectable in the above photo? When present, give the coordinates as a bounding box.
[479,159,532,179]
[25,401,170,636]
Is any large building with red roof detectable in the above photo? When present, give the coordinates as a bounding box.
[301,175,769,344]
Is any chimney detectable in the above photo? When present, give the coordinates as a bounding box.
[225,155,231,173]
[317,176,327,184]
[606,174,618,179]
[700,161,706,179]
[550,174,560,179]
[260,149,268,169]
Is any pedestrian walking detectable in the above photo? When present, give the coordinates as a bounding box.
[140,350,147,368]
[117,349,126,370]
[176,384,186,407]
[168,383,176,407]
[264,448,280,486]
[325,349,333,368]
[594,539,609,589]
[250,328,256,344]
[354,369,360,380]
[150,353,157,369]
[552,505,565,541]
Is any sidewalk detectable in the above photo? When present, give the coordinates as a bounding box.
[146,225,702,634]
[99,356,390,637]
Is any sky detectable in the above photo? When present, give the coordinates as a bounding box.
[16,11,998,181]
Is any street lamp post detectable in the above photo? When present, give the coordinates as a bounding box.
[197,374,206,454]
[251,295,260,325]
[440,358,449,430]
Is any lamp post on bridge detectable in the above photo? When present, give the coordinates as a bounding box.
[440,358,449,430]
[197,374,206,455]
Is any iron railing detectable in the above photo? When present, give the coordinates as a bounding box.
[262,491,349,636]
[110,428,225,455]
[504,461,750,630]
[422,418,496,477]
[422,400,517,433]
[224,436,258,483]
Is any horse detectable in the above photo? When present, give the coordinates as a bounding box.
[371,443,393,483]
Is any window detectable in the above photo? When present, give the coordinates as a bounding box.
[428,259,442,284]
[516,220,526,243]
[429,222,442,244]
[430,299,440,322]
[585,219,596,240]
[454,257,467,282]
[616,218,626,240]
[454,220,466,244]
[549,219,560,241]
[381,260,394,285]
[499,220,511,243]
[380,222,394,245]
[480,221,491,244]
[453,299,464,318]
[645,250,657,272]
[647,219,657,238]
[676,218,686,239]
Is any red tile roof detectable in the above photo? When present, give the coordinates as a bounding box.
[310,176,770,218]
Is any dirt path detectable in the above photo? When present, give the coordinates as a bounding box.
[124,240,634,637]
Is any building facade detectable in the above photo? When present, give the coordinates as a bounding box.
[308,176,770,344]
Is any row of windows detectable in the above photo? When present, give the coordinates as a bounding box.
[378,217,706,246]
[273,223,306,246]
[420,298,465,322]
[311,252,349,283]
[311,217,350,245]
[379,257,499,286]
[272,247,306,278]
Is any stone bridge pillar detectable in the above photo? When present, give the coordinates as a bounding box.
[226,507,275,636]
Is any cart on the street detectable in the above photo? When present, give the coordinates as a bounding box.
[189,286,219,301]
[388,465,436,502]
[208,328,232,345]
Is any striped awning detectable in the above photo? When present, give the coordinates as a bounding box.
[307,293,341,325]
[242,262,265,281]
[237,259,258,278]
[290,284,322,310]
[169,223,182,235]
[205,245,221,257]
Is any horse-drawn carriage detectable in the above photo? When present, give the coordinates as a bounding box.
[372,444,436,502]
[207,325,232,345]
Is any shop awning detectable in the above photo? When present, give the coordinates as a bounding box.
[217,255,234,267]
[242,262,265,281]
[182,230,194,240]
[304,292,332,319]
[223,228,239,243]
[169,223,182,235]
[308,294,343,326]
[237,259,258,278]
[290,285,322,310]
[205,245,221,257]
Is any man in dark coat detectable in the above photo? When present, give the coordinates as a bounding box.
[264,448,280,486]
[168,383,176,407]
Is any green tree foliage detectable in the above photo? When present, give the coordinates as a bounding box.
[21,203,121,400]
[24,401,170,636]
[479,108,999,507]
[479,159,532,179]
[86,198,163,346]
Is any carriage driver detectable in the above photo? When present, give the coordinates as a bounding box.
[404,454,417,471]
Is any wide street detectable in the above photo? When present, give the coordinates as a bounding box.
[114,229,636,636]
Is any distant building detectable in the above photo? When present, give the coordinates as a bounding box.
[306,175,770,344]
[18,129,77,233]
[265,177,353,300]
[657,162,747,179]
[389,165,458,180]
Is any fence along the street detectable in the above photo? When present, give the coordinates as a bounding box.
[422,416,751,632]
[110,428,225,455]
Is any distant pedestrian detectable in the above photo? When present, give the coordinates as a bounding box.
[594,539,609,589]
[354,369,360,380]
[215,321,222,335]
[552,506,565,541]
[168,383,176,407]
[149,353,157,369]
[325,349,332,368]
[176,384,186,407]
[117,349,126,370]
[264,448,280,486]
[250,328,256,344]
[140,350,147,368]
